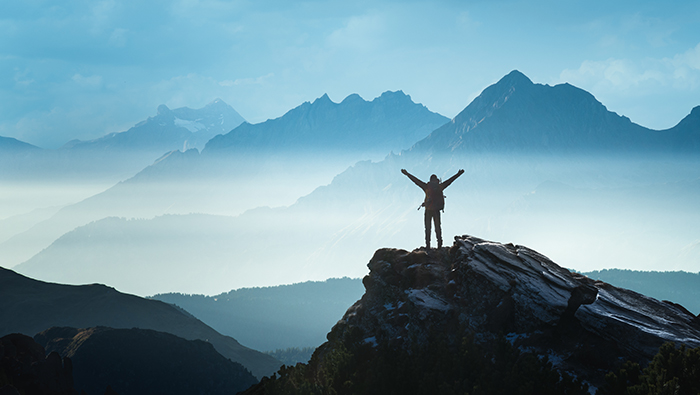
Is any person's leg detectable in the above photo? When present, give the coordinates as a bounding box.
[435,211,442,249]
[424,210,432,248]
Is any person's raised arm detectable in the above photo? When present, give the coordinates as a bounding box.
[401,169,426,189]
[440,169,465,189]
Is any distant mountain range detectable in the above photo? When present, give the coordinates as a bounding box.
[0,266,281,379]
[0,99,245,182]
[204,90,449,158]
[583,269,700,314]
[152,278,365,351]
[1,91,450,269]
[65,98,245,153]
[411,70,700,156]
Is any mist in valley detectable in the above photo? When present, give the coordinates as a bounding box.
[5,151,699,297]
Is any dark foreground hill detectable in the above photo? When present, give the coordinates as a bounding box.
[245,235,700,394]
[0,333,77,395]
[35,327,257,395]
[0,267,281,379]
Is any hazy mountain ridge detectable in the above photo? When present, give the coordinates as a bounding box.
[67,98,245,153]
[2,90,451,269]
[204,90,449,157]
[0,99,244,183]
[151,278,365,351]
[583,269,700,314]
[245,236,700,393]
[13,210,368,295]
[0,135,40,153]
[0,266,281,379]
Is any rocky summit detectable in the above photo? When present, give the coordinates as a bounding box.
[356,236,700,379]
[247,235,700,394]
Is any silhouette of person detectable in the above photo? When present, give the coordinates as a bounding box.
[401,168,465,249]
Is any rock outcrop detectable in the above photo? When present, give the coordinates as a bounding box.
[352,235,700,386]
[248,235,700,393]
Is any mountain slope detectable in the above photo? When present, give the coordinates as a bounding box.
[0,266,281,379]
[245,236,700,393]
[0,136,42,177]
[0,135,40,153]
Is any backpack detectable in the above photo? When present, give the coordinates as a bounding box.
[423,181,445,211]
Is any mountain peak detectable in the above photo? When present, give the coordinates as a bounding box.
[341,93,363,104]
[374,90,411,103]
[499,69,533,86]
[204,98,228,108]
[313,93,334,105]
[157,104,171,115]
[684,105,700,123]
[408,69,694,155]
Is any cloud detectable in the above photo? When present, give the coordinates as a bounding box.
[87,0,121,35]
[671,42,700,82]
[72,73,103,89]
[219,73,274,87]
[560,42,700,93]
[108,28,128,47]
[327,14,386,51]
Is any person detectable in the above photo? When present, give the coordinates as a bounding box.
[401,168,465,249]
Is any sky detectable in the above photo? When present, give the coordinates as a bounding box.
[1,0,699,149]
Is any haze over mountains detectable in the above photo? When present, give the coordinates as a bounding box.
[0,98,246,237]
[4,70,699,298]
[0,98,245,184]
[1,91,449,273]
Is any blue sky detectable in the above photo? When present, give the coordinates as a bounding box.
[1,0,699,148]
